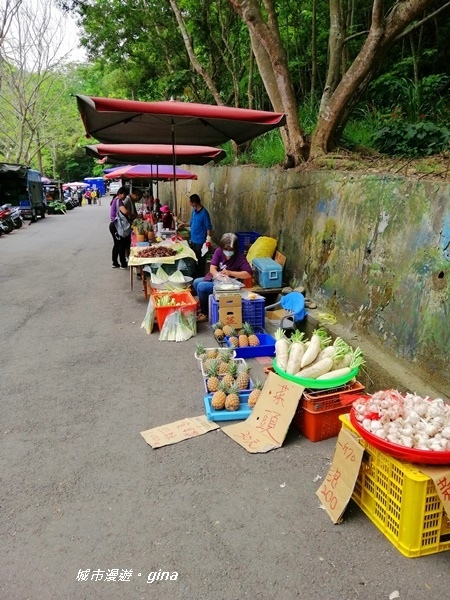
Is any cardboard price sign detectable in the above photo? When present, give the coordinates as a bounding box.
[418,465,450,521]
[140,415,219,449]
[316,427,364,523]
[222,372,304,453]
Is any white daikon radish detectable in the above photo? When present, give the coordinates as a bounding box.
[295,357,334,379]
[275,328,290,371]
[285,331,306,374]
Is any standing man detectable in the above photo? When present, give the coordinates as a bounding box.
[189,193,212,278]
[123,189,141,259]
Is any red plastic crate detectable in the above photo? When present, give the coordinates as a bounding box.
[293,381,365,442]
[153,290,197,330]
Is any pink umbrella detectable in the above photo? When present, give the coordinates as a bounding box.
[104,164,197,180]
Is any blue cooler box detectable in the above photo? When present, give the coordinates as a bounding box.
[252,258,283,288]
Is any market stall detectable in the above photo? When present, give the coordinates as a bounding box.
[128,239,197,296]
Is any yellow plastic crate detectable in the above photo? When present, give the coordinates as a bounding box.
[340,414,450,558]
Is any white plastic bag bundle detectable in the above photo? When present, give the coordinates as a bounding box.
[141,295,155,334]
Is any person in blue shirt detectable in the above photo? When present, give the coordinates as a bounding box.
[189,193,212,278]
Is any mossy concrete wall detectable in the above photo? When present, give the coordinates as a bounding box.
[160,166,450,389]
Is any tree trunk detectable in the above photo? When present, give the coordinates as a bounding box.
[310,0,317,107]
[168,0,223,105]
[228,0,309,165]
[319,0,344,114]
[310,0,440,158]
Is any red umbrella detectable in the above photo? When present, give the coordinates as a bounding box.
[77,95,286,146]
[86,143,225,165]
[78,96,285,213]
[104,164,197,180]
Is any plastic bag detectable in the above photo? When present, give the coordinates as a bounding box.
[159,311,194,342]
[140,295,155,334]
[246,236,277,265]
[213,273,244,291]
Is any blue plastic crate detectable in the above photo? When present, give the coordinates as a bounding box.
[252,257,283,289]
[235,231,262,254]
[242,297,266,329]
[210,296,265,329]
[204,392,252,421]
[225,332,276,358]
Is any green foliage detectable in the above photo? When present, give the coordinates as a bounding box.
[372,121,450,157]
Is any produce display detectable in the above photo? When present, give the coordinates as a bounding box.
[155,295,189,307]
[158,310,196,341]
[353,390,450,451]
[227,323,260,347]
[135,246,177,258]
[274,327,364,380]
[204,357,252,392]
[151,267,186,284]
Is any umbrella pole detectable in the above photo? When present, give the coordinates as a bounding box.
[171,122,178,222]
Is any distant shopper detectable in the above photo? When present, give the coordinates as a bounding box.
[91,188,98,205]
[160,204,175,230]
[85,188,92,205]
[76,188,83,206]
[124,189,142,258]
[109,187,129,269]
[189,193,212,278]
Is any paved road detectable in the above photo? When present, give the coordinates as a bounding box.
[1,205,449,600]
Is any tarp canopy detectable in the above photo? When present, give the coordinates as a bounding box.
[0,163,27,176]
[77,95,287,146]
[86,144,226,165]
[104,164,197,180]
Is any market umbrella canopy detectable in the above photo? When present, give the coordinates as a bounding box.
[77,95,287,146]
[104,164,197,180]
[86,144,226,165]
[63,182,89,189]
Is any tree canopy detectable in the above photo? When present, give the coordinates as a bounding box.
[0,0,449,178]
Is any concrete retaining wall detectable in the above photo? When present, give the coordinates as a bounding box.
[160,166,450,391]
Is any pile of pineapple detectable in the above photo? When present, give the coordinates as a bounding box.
[212,321,260,347]
[195,344,263,410]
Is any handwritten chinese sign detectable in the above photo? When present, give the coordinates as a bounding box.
[222,372,304,453]
[419,465,450,521]
[140,416,219,448]
[316,427,364,523]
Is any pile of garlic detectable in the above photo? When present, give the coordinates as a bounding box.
[353,390,450,451]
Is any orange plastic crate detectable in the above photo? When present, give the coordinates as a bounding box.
[152,290,197,330]
[293,381,365,442]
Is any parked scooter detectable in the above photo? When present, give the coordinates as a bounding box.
[1,204,23,229]
[0,205,15,234]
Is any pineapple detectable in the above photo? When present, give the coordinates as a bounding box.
[225,383,240,411]
[238,329,249,347]
[222,324,233,336]
[212,322,224,341]
[217,348,231,375]
[218,359,230,375]
[222,361,237,388]
[206,360,220,393]
[219,348,233,363]
[243,322,260,347]
[228,328,239,347]
[248,380,263,408]
[236,365,251,390]
[211,381,227,410]
[195,342,206,361]
[206,347,218,360]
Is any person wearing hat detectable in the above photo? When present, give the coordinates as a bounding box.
[161,204,175,230]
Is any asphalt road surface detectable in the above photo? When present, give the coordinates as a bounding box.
[1,204,449,600]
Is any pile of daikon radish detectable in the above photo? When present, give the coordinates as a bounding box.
[353,390,450,451]
[274,327,364,380]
